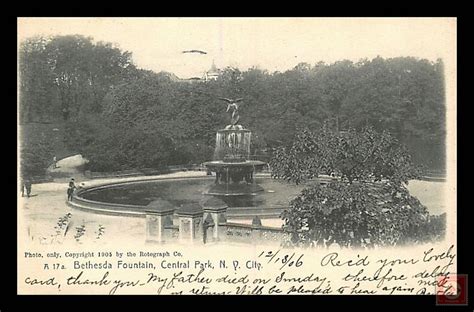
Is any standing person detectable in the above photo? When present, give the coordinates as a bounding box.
[67,178,76,201]
[20,177,25,197]
[53,156,57,169]
[24,179,32,198]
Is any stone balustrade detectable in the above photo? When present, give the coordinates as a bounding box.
[145,197,286,245]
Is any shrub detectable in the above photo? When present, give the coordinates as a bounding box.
[272,126,442,247]
[282,181,441,247]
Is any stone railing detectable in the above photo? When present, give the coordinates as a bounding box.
[164,224,180,239]
[145,197,287,245]
[223,221,287,244]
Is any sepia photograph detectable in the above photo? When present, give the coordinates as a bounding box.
[17,17,458,297]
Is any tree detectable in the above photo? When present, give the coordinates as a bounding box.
[19,36,57,123]
[45,35,136,120]
[86,41,136,113]
[270,125,422,185]
[19,35,138,123]
[45,35,95,120]
[20,38,446,173]
[271,126,443,248]
[20,135,54,178]
[82,56,446,173]
[318,60,356,132]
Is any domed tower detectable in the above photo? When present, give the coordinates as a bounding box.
[204,60,220,81]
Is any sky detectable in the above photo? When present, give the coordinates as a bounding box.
[18,18,456,79]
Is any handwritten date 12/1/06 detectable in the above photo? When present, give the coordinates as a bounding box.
[258,250,304,270]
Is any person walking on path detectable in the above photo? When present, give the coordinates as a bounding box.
[53,156,58,169]
[67,178,76,201]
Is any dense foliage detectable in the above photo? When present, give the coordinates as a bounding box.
[19,35,446,173]
[270,126,422,185]
[273,127,444,247]
[19,35,138,175]
[282,181,443,247]
[19,35,138,124]
[20,135,54,179]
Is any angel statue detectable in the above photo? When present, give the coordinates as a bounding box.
[219,97,244,125]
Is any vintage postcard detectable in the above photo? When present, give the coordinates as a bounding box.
[17,17,458,298]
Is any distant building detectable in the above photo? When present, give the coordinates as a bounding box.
[203,60,220,81]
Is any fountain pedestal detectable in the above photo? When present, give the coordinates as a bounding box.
[203,124,266,197]
[204,161,265,195]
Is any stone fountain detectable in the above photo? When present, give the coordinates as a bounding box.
[203,98,266,197]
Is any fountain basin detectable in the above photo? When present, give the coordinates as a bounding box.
[203,160,266,176]
[204,183,264,196]
[68,176,445,220]
[69,176,306,219]
[203,160,266,186]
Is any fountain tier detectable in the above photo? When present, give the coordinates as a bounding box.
[203,124,266,196]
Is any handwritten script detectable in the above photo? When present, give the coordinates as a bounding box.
[19,244,456,295]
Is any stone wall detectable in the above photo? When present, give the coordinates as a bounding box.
[145,202,287,245]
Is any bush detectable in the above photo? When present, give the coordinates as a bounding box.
[282,181,443,247]
[413,213,446,243]
[272,126,442,247]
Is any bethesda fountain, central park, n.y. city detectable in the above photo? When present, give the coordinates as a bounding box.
[203,97,266,200]
[69,97,306,244]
